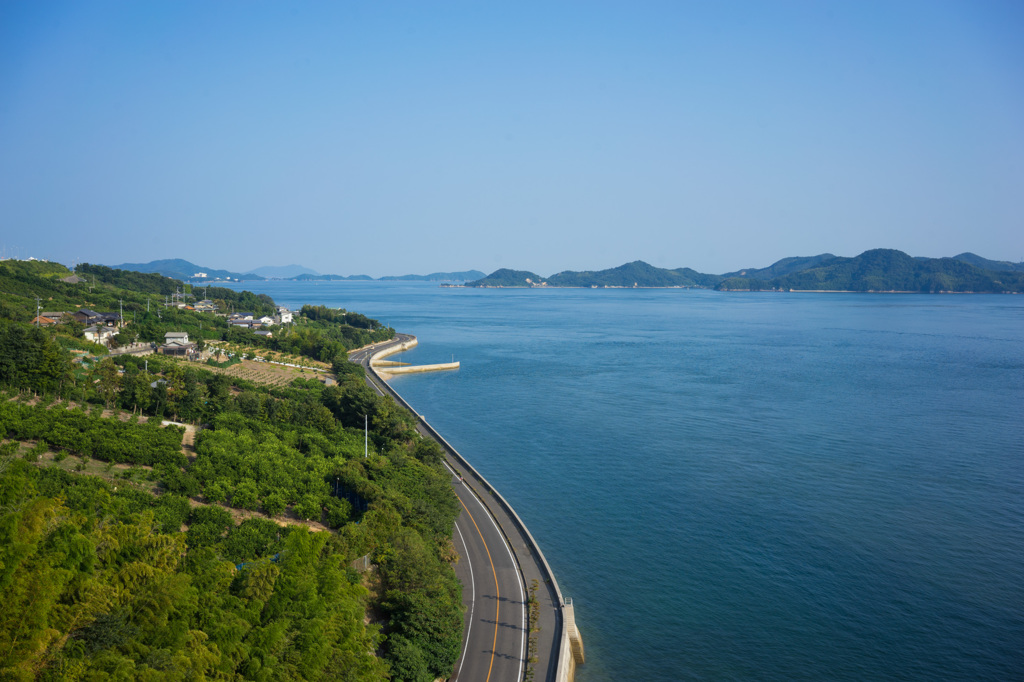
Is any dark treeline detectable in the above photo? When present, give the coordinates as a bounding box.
[78,263,277,315]
[0,261,463,681]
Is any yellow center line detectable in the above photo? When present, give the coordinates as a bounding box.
[457,494,500,682]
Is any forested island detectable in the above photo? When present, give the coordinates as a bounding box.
[0,259,462,680]
[464,250,1024,293]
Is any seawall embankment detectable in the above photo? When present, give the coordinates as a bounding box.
[370,337,460,375]
[366,336,583,681]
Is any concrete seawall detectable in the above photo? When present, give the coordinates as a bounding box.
[370,338,461,375]
[366,336,583,681]
[377,361,460,375]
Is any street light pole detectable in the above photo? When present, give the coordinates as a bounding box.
[364,414,368,458]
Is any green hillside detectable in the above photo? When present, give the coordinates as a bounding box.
[720,253,838,280]
[0,259,463,681]
[547,260,697,287]
[464,268,544,287]
[112,258,263,282]
[716,249,1024,292]
[950,252,1024,273]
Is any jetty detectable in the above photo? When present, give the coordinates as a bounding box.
[369,336,460,375]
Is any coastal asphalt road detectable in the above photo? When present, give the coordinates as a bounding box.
[350,336,564,682]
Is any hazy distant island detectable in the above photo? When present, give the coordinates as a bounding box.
[464,250,1024,293]
[112,259,485,283]
[112,251,1024,293]
[378,270,486,282]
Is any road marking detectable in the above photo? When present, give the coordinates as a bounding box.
[447,461,526,682]
[456,494,500,682]
[452,518,474,681]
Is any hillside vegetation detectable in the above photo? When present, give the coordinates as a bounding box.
[464,268,544,287]
[465,250,1024,292]
[111,258,263,282]
[716,249,1024,292]
[0,260,462,681]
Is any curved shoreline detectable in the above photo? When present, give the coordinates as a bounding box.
[355,335,583,681]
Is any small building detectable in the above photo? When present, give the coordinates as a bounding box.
[255,330,273,338]
[231,312,255,321]
[159,341,197,357]
[83,325,118,346]
[73,308,101,324]
[257,315,275,325]
[41,311,69,323]
[276,307,293,324]
[31,316,59,326]
[165,331,189,344]
[229,320,253,329]
[97,312,122,327]
[74,309,121,327]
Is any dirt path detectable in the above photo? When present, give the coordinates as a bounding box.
[161,420,199,461]
[186,497,328,532]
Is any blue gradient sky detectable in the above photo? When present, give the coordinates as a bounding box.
[2,1,1022,276]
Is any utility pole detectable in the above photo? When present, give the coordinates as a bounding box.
[118,299,123,328]
[364,415,368,458]
[35,296,41,325]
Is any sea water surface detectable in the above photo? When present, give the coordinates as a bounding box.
[225,282,1024,680]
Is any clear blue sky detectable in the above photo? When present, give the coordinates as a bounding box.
[2,1,1022,276]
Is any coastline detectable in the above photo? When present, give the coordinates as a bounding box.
[357,336,582,681]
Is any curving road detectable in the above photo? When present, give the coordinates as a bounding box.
[350,336,563,682]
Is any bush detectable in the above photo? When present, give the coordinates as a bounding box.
[222,518,284,564]
[231,480,258,511]
[154,494,192,534]
[262,493,286,518]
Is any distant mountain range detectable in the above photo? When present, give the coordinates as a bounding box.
[109,259,484,282]
[943,252,1024,273]
[111,259,263,282]
[378,270,486,282]
[245,264,319,279]
[466,251,1024,293]
[109,254,1024,292]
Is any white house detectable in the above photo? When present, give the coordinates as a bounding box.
[84,326,118,346]
[276,307,293,324]
[165,331,189,344]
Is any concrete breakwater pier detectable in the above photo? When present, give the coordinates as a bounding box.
[369,336,461,375]
[351,335,584,681]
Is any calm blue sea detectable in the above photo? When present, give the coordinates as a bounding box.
[225,281,1024,681]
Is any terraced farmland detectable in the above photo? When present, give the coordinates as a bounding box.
[203,359,331,388]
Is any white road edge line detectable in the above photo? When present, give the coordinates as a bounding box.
[445,460,526,681]
[452,518,474,681]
